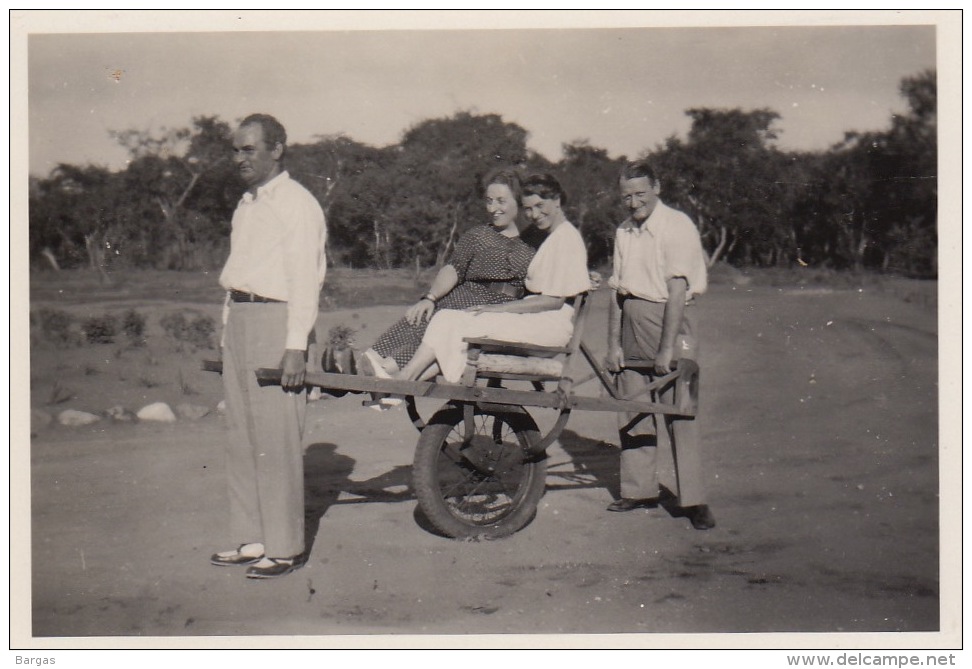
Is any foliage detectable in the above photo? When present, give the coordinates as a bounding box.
[47,379,76,405]
[32,308,81,347]
[121,309,147,346]
[557,141,625,267]
[326,324,357,349]
[160,310,216,350]
[28,72,938,278]
[648,107,793,267]
[82,313,119,344]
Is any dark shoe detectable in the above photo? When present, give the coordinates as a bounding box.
[607,497,658,512]
[210,544,265,567]
[245,556,305,580]
[685,504,716,530]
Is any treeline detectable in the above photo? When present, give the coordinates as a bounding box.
[28,69,937,278]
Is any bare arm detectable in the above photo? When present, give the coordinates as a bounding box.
[426,264,460,301]
[470,294,566,315]
[655,277,688,374]
[404,264,460,325]
[606,290,624,372]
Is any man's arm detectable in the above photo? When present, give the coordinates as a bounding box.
[655,276,687,374]
[605,232,626,372]
[280,190,327,392]
[606,290,624,372]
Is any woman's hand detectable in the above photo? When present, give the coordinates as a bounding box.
[405,298,436,325]
[465,304,501,315]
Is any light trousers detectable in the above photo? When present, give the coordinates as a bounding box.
[617,298,706,506]
[222,302,306,558]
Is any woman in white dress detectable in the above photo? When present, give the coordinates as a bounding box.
[397,173,591,383]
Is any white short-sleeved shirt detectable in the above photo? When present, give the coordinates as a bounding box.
[525,220,590,298]
[608,200,707,303]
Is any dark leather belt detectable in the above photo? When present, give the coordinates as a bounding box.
[471,280,524,299]
[229,289,283,303]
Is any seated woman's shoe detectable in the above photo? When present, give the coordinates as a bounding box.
[359,349,394,379]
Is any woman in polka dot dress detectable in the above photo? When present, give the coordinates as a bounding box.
[360,169,541,376]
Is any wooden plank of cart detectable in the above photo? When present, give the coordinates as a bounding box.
[204,293,699,540]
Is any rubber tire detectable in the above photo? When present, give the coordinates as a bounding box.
[412,403,547,540]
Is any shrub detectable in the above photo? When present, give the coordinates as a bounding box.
[327,324,357,349]
[178,369,198,395]
[160,310,216,350]
[34,308,79,347]
[82,313,119,344]
[188,315,216,349]
[121,309,146,346]
[47,379,75,405]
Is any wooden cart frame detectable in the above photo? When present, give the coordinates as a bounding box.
[205,293,699,539]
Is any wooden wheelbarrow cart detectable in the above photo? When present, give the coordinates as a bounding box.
[204,293,699,540]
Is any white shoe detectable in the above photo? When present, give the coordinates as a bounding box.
[360,350,393,379]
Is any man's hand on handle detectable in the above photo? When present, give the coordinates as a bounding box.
[653,345,675,375]
[279,349,307,393]
[606,344,626,373]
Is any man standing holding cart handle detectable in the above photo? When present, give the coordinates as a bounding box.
[605,160,715,530]
[211,113,328,578]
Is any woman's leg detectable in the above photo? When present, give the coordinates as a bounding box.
[396,343,438,381]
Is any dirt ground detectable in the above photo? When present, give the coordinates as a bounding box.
[19,275,952,647]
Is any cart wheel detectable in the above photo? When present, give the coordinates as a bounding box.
[413,403,546,540]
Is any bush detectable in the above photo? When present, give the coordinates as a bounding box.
[33,308,81,347]
[82,313,119,344]
[327,324,357,349]
[121,309,146,346]
[160,310,216,350]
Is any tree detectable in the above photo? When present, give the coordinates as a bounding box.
[28,163,123,279]
[381,112,531,269]
[800,69,937,275]
[556,140,625,268]
[110,116,236,269]
[648,108,791,267]
[287,134,395,268]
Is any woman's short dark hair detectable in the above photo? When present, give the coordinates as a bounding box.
[620,160,659,184]
[482,168,522,203]
[240,113,288,150]
[522,173,567,206]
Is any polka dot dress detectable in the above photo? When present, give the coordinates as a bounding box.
[372,225,538,368]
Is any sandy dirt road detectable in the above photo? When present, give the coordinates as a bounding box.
[25,284,947,645]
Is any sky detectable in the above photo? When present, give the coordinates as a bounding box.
[21,11,943,178]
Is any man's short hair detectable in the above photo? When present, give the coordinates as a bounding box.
[522,172,568,206]
[620,160,660,185]
[240,113,287,150]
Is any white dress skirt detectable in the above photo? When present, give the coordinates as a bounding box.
[421,220,591,383]
[422,301,575,383]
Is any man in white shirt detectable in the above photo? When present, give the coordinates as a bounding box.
[606,160,715,530]
[210,114,327,578]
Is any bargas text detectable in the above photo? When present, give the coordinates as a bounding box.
[15,659,55,666]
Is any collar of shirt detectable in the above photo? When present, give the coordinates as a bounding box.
[620,201,669,237]
[239,170,291,205]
